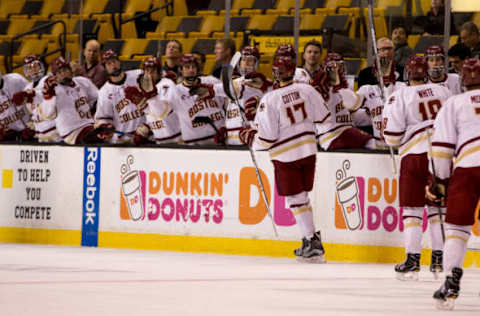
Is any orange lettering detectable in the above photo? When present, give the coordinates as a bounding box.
[210,173,223,196]
[148,171,160,194]
[163,172,174,195]
[176,172,188,195]
[238,167,270,225]
[368,178,382,203]
[384,178,397,204]
[190,172,202,196]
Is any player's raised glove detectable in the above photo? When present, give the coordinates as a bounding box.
[138,73,158,99]
[189,82,215,100]
[244,96,259,121]
[12,90,35,106]
[239,126,257,147]
[425,175,448,207]
[311,70,330,102]
[244,72,272,92]
[331,64,348,93]
[42,76,58,99]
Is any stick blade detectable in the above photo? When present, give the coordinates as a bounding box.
[221,51,242,101]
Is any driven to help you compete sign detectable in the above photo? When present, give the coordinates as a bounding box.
[0,145,83,231]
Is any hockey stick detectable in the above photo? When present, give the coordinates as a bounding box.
[192,115,226,145]
[367,0,397,175]
[426,128,446,243]
[222,51,279,237]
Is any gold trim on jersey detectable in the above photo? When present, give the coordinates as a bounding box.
[344,92,362,111]
[38,105,57,121]
[446,235,468,243]
[293,206,312,216]
[399,134,428,156]
[405,221,422,229]
[269,138,317,158]
[383,135,401,146]
[431,151,454,159]
[454,144,480,166]
[149,101,170,119]
[319,126,351,145]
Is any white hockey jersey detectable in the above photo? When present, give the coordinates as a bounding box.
[24,76,60,142]
[340,82,406,148]
[315,90,355,150]
[214,76,272,145]
[40,76,98,144]
[383,83,451,157]
[200,75,221,85]
[252,82,330,162]
[428,73,463,95]
[0,73,29,131]
[168,82,226,144]
[431,89,480,179]
[142,77,181,143]
[95,70,144,143]
[294,67,311,84]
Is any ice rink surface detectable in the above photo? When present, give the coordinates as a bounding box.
[0,244,479,316]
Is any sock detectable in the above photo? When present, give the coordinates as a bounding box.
[293,204,315,239]
[443,223,471,274]
[427,206,446,251]
[403,207,424,254]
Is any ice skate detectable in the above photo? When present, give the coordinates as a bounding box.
[430,250,443,279]
[296,231,326,264]
[433,267,462,310]
[394,253,420,281]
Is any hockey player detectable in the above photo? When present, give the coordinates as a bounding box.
[40,56,102,144]
[126,56,181,144]
[426,58,480,310]
[313,53,376,150]
[11,54,60,143]
[0,64,31,142]
[95,49,144,143]
[383,55,452,280]
[338,54,406,148]
[213,46,272,145]
[274,44,311,84]
[168,54,226,145]
[238,54,331,263]
[425,45,463,95]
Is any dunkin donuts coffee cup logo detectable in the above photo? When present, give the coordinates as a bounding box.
[121,155,145,221]
[335,160,362,230]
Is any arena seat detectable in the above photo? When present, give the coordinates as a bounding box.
[414,36,444,54]
[20,1,44,16]
[39,0,65,17]
[121,59,142,71]
[303,0,325,13]
[82,0,109,16]
[175,16,203,37]
[0,0,27,18]
[266,0,305,15]
[272,16,294,33]
[247,14,278,31]
[103,39,125,55]
[0,41,21,56]
[60,0,82,15]
[407,34,421,50]
[152,16,182,37]
[325,0,351,10]
[300,14,327,31]
[191,39,217,55]
[314,8,336,15]
[143,39,170,56]
[219,0,255,16]
[17,38,47,57]
[7,16,36,36]
[124,0,152,15]
[203,54,217,74]
[189,15,225,38]
[321,15,350,34]
[0,20,10,35]
[344,58,363,76]
[121,39,150,59]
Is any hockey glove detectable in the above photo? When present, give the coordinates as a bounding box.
[42,76,58,100]
[239,126,257,147]
[331,65,348,93]
[12,90,35,106]
[124,86,145,106]
[214,126,227,145]
[164,71,178,83]
[189,82,215,100]
[244,96,259,121]
[21,127,36,141]
[425,175,448,207]
[95,123,114,141]
[311,70,330,102]
[138,73,158,100]
[244,72,272,92]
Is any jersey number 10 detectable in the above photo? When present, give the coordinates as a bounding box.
[286,102,307,124]
[419,99,442,120]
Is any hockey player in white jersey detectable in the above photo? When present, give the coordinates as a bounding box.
[168,54,226,145]
[11,54,58,143]
[383,55,452,280]
[0,63,31,141]
[274,44,311,84]
[426,58,480,310]
[338,55,406,148]
[95,49,144,143]
[40,56,102,144]
[239,54,331,263]
[125,56,181,144]
[213,46,272,145]
[426,45,463,95]
[312,53,376,150]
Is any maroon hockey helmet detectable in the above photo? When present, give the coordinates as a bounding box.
[405,55,428,81]
[272,55,296,81]
[179,54,199,69]
[50,56,70,74]
[461,58,480,87]
[101,49,119,64]
[274,44,296,60]
[322,52,344,69]
[425,45,445,59]
[23,54,41,66]
[241,46,260,61]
